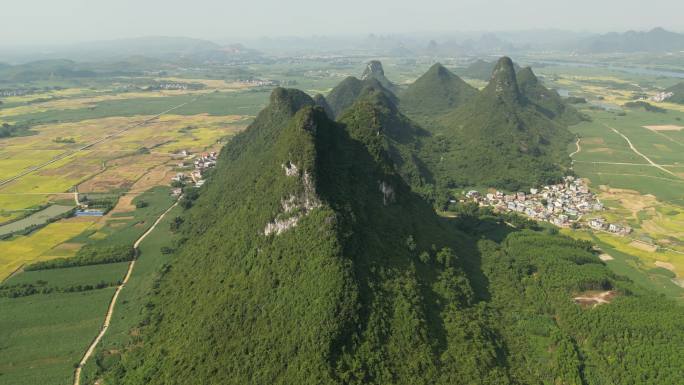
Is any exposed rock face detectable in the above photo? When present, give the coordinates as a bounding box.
[483,56,522,104]
[265,163,321,235]
[378,180,395,205]
[361,60,385,80]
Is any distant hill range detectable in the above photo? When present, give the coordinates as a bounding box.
[0,36,262,64]
[575,27,684,53]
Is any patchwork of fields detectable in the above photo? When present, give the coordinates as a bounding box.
[539,69,684,299]
[0,77,259,384]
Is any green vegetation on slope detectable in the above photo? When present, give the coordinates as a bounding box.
[665,82,684,104]
[99,88,512,384]
[516,67,586,125]
[90,84,684,385]
[431,57,574,191]
[400,63,478,125]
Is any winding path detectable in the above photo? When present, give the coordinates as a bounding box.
[603,123,681,179]
[569,136,582,158]
[73,196,181,385]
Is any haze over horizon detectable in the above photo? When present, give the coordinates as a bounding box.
[2,0,683,46]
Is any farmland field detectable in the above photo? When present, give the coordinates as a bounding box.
[0,71,258,384]
[0,204,73,235]
[0,289,116,385]
[535,67,684,299]
[0,220,97,282]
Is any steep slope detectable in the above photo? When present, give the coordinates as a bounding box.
[665,82,684,104]
[339,86,434,189]
[400,63,478,123]
[516,67,585,125]
[360,60,398,93]
[102,88,510,385]
[96,87,684,385]
[434,57,574,190]
[313,93,334,117]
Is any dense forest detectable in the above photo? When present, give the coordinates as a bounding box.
[93,61,684,384]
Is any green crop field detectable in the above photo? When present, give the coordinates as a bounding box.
[5,90,269,126]
[4,262,129,288]
[569,108,684,204]
[0,289,115,385]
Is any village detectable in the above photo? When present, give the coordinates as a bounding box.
[170,150,218,195]
[465,176,632,235]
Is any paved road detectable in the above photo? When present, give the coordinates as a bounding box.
[73,196,181,385]
[0,97,200,188]
[604,123,681,179]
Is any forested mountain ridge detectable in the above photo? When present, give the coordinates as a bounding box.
[96,86,684,385]
[400,63,478,125]
[516,66,586,125]
[324,75,398,119]
[99,87,510,384]
[432,57,574,191]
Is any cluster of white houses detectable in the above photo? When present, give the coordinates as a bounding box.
[238,78,279,87]
[465,176,631,235]
[171,150,218,194]
[649,91,674,103]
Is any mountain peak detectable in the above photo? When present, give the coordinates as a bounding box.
[401,63,478,120]
[269,87,314,115]
[361,60,385,80]
[516,66,538,85]
[483,56,522,103]
[427,63,451,78]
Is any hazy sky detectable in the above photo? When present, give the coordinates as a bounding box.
[2,0,682,45]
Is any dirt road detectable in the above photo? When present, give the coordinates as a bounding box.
[73,196,181,385]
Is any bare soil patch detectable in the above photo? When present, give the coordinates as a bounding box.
[586,147,613,153]
[643,125,684,132]
[655,261,676,272]
[629,240,658,252]
[108,194,140,214]
[582,137,606,145]
[573,290,617,308]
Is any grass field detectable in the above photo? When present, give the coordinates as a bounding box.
[5,262,129,288]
